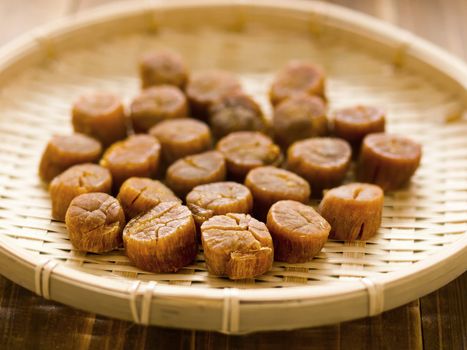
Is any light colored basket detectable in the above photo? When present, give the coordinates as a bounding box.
[0,0,466,334]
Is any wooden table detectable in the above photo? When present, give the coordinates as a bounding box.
[0,1,465,348]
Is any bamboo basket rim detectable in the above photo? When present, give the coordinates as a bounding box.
[0,0,466,333]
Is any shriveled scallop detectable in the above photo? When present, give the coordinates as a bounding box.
[149,118,211,164]
[245,166,310,211]
[186,182,252,226]
[332,105,385,148]
[123,201,197,273]
[273,94,327,148]
[65,192,125,253]
[319,183,384,241]
[186,70,242,118]
[209,92,268,139]
[270,60,326,105]
[201,213,273,280]
[287,137,351,196]
[72,92,126,146]
[117,177,180,219]
[129,85,188,133]
[100,135,161,189]
[166,151,226,196]
[357,133,422,191]
[39,133,102,183]
[49,163,112,221]
[217,131,282,178]
[139,50,189,89]
[267,200,330,263]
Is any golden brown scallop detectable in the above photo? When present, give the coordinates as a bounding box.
[332,105,385,148]
[49,163,112,221]
[123,201,197,273]
[72,92,126,146]
[186,182,253,226]
[245,166,310,211]
[117,177,180,219]
[139,50,189,89]
[319,183,384,241]
[65,192,125,253]
[165,151,226,196]
[209,92,268,139]
[39,133,102,183]
[357,133,422,191]
[217,131,282,178]
[267,200,330,263]
[201,213,273,280]
[270,60,326,106]
[273,94,328,148]
[287,137,351,196]
[100,135,161,189]
[149,118,212,163]
[186,70,242,118]
[129,86,188,133]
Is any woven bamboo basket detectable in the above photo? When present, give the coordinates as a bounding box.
[0,0,466,334]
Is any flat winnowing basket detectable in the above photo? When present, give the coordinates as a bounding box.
[0,0,466,334]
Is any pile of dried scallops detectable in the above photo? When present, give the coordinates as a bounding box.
[39,50,422,280]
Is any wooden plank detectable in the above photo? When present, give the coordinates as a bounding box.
[239,325,340,350]
[420,272,467,350]
[195,325,340,350]
[340,315,383,349]
[144,326,193,350]
[380,300,422,349]
[85,317,194,350]
[339,300,422,349]
[0,276,92,349]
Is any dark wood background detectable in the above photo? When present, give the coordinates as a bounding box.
[0,0,466,349]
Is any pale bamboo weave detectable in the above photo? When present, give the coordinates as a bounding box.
[0,23,466,291]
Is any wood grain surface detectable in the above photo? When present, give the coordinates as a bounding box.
[0,0,466,349]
